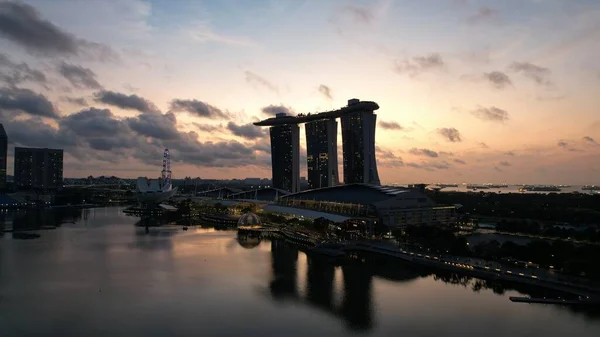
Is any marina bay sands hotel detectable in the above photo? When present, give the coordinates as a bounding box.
[254,98,380,193]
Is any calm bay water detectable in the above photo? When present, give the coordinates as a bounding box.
[1,207,600,337]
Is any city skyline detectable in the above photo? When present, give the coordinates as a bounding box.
[0,0,599,184]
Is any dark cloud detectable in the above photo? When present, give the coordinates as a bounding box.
[483,71,512,89]
[453,159,467,165]
[3,116,75,149]
[251,140,271,153]
[227,121,265,140]
[60,107,136,151]
[439,151,454,157]
[504,151,515,156]
[169,98,229,119]
[499,161,511,167]
[466,7,499,25]
[245,71,278,93]
[318,84,332,100]
[471,106,509,123]
[261,104,293,116]
[58,62,102,89]
[0,2,114,60]
[62,96,87,106]
[0,52,46,85]
[437,128,462,142]
[379,120,405,130]
[478,142,489,148]
[583,136,597,144]
[509,62,552,86]
[126,112,180,140]
[409,148,439,158]
[0,86,58,118]
[558,141,568,147]
[96,90,159,113]
[394,53,444,77]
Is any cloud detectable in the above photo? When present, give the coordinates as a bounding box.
[394,53,444,77]
[509,62,552,86]
[193,123,222,133]
[126,112,180,140]
[61,107,136,151]
[169,98,229,119]
[61,96,87,106]
[453,159,467,165]
[409,148,439,158]
[375,146,404,167]
[0,2,114,59]
[406,161,451,171]
[245,71,278,93]
[437,127,462,142]
[95,90,158,113]
[0,86,58,118]
[0,52,46,85]
[483,71,512,89]
[318,84,332,100]
[504,151,515,156]
[558,141,568,147]
[499,161,511,167]
[58,62,102,89]
[227,122,265,140]
[471,106,509,123]
[465,7,499,25]
[583,136,597,144]
[478,142,489,148]
[379,120,405,130]
[261,104,293,116]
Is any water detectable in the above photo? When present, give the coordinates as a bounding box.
[1,207,600,337]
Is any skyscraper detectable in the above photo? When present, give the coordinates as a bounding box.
[14,147,64,191]
[0,124,7,191]
[270,113,300,193]
[305,119,338,189]
[341,99,380,185]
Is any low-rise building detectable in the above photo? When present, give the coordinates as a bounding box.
[278,184,456,228]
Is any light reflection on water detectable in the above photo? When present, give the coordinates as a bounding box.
[1,207,599,337]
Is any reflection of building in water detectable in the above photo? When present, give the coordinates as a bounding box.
[306,256,335,310]
[267,240,374,331]
[269,239,298,298]
[1,208,83,231]
[341,264,373,330]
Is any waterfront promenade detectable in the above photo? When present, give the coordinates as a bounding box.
[244,223,600,299]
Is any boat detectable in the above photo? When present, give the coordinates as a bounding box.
[467,184,490,190]
[582,185,600,191]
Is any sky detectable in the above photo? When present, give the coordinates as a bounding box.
[0,0,599,184]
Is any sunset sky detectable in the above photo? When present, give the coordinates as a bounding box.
[0,0,599,184]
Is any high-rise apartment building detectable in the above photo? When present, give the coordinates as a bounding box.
[14,147,64,191]
[269,113,300,193]
[0,124,7,190]
[340,99,380,185]
[305,119,338,189]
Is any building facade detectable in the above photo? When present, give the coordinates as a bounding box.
[340,99,380,185]
[14,147,63,191]
[0,124,7,190]
[270,113,300,193]
[305,118,338,189]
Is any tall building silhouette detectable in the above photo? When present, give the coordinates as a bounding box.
[255,99,380,189]
[14,147,63,191]
[269,113,300,193]
[0,124,7,190]
[341,99,380,185]
[305,119,338,189]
